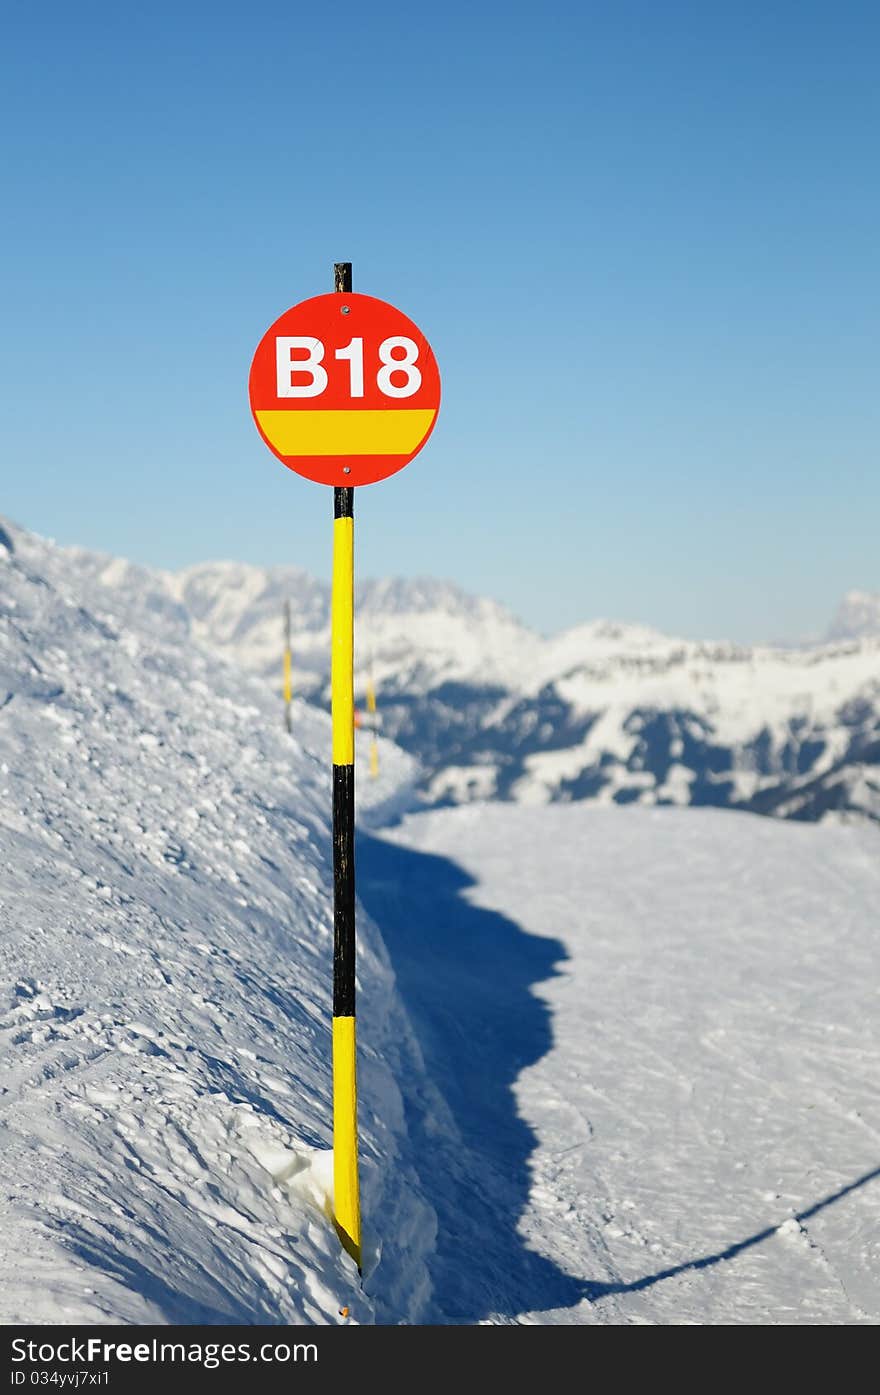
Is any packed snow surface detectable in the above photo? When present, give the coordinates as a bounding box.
[362,805,880,1323]
[3,517,880,1324]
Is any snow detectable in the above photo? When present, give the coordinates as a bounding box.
[3,514,880,1325]
[164,562,330,688]
[425,763,499,806]
[0,518,429,1324]
[514,637,880,803]
[363,804,880,1323]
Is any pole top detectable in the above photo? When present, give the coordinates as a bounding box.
[334,263,352,293]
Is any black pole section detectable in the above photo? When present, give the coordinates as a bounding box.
[334,260,354,523]
[332,764,356,1016]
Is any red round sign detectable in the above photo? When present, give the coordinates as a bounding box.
[248,292,441,487]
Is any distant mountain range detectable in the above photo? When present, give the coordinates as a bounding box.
[163,559,880,828]
[3,515,878,826]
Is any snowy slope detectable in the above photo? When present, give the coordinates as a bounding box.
[159,560,880,827]
[364,803,880,1324]
[0,518,430,1324]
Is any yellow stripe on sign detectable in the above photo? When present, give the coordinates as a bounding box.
[256,408,436,457]
[331,516,354,766]
[332,1015,361,1268]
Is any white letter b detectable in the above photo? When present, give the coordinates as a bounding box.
[275,337,328,398]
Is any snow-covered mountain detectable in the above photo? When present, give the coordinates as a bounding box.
[165,562,331,685]
[163,563,538,695]
[826,589,880,641]
[160,559,880,828]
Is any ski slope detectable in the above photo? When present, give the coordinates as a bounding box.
[2,516,880,1324]
[362,805,880,1323]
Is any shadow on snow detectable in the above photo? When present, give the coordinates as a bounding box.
[357,830,587,1322]
[357,831,880,1323]
[593,1162,880,1299]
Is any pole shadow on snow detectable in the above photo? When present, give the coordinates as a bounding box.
[356,830,590,1322]
[593,1162,880,1299]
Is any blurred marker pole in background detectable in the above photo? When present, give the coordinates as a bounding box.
[367,677,379,780]
[330,261,361,1269]
[283,599,292,734]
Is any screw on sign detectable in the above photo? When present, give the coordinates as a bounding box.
[248,267,440,1274]
[248,291,440,487]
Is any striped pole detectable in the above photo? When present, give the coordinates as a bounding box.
[331,260,361,1269]
[283,599,292,734]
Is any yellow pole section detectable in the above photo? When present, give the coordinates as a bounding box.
[331,517,354,766]
[332,1015,361,1265]
[283,648,292,704]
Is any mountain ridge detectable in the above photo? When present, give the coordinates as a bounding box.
[154,551,880,828]
[4,516,878,827]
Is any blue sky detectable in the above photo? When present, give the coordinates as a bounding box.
[1,1,877,641]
